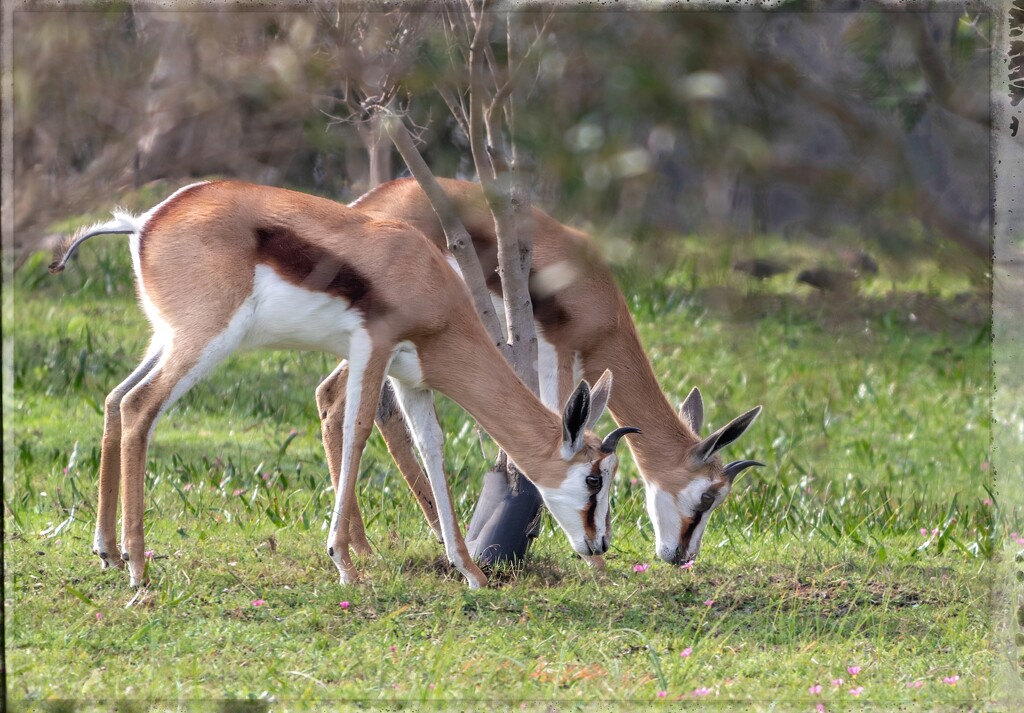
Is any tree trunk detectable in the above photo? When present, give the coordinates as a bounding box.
[460,8,543,561]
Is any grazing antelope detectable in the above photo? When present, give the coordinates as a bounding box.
[49,180,639,589]
[349,178,765,566]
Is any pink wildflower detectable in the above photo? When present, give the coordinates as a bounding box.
[920,528,928,536]
[906,680,925,689]
[633,563,651,573]
[808,684,822,695]
[848,686,864,697]
[847,666,860,677]
[428,683,435,690]
[680,647,693,658]
[389,645,396,653]
[657,690,667,698]
[340,601,350,609]
[703,598,714,607]
[183,483,194,491]
[680,560,694,570]
[943,675,959,686]
[982,498,992,506]
[144,550,155,559]
[692,687,711,697]
[815,705,826,713]
[831,678,843,687]
[630,478,639,486]
[96,612,102,621]
[251,599,265,607]
[932,528,940,536]
[232,488,246,497]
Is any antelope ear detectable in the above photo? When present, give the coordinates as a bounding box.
[679,386,704,433]
[723,459,765,482]
[561,379,592,459]
[586,369,613,431]
[692,405,763,463]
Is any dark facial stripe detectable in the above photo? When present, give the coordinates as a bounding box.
[584,493,599,540]
[254,225,386,318]
[679,509,708,553]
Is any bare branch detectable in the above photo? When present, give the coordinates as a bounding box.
[468,7,496,183]
[437,85,470,138]
[493,12,553,116]
[378,107,508,354]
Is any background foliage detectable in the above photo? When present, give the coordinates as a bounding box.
[5,1,1016,709]
[10,3,990,267]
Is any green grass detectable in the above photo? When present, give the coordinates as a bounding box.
[3,188,1013,710]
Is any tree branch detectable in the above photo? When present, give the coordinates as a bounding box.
[465,7,539,392]
[378,107,508,354]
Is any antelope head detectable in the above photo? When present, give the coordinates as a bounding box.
[645,387,764,565]
[533,370,639,558]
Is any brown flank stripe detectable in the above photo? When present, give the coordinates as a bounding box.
[254,225,387,318]
[468,231,571,334]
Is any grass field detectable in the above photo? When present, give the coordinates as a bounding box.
[3,182,1018,710]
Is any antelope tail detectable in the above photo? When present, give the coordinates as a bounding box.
[48,212,142,274]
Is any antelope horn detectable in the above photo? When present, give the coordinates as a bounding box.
[600,426,641,453]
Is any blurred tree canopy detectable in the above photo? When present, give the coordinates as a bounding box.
[9,2,990,269]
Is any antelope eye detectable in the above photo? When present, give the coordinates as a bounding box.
[585,474,602,490]
[700,491,716,509]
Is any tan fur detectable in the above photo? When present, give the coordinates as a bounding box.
[80,180,614,587]
[353,178,705,490]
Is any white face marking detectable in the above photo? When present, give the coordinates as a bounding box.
[537,457,615,556]
[645,477,728,563]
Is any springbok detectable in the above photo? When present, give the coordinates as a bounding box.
[49,180,639,589]
[349,178,764,566]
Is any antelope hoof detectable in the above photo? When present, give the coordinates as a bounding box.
[329,546,359,585]
[465,571,488,590]
[101,554,126,571]
[128,567,147,589]
[459,561,488,589]
[94,549,120,570]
